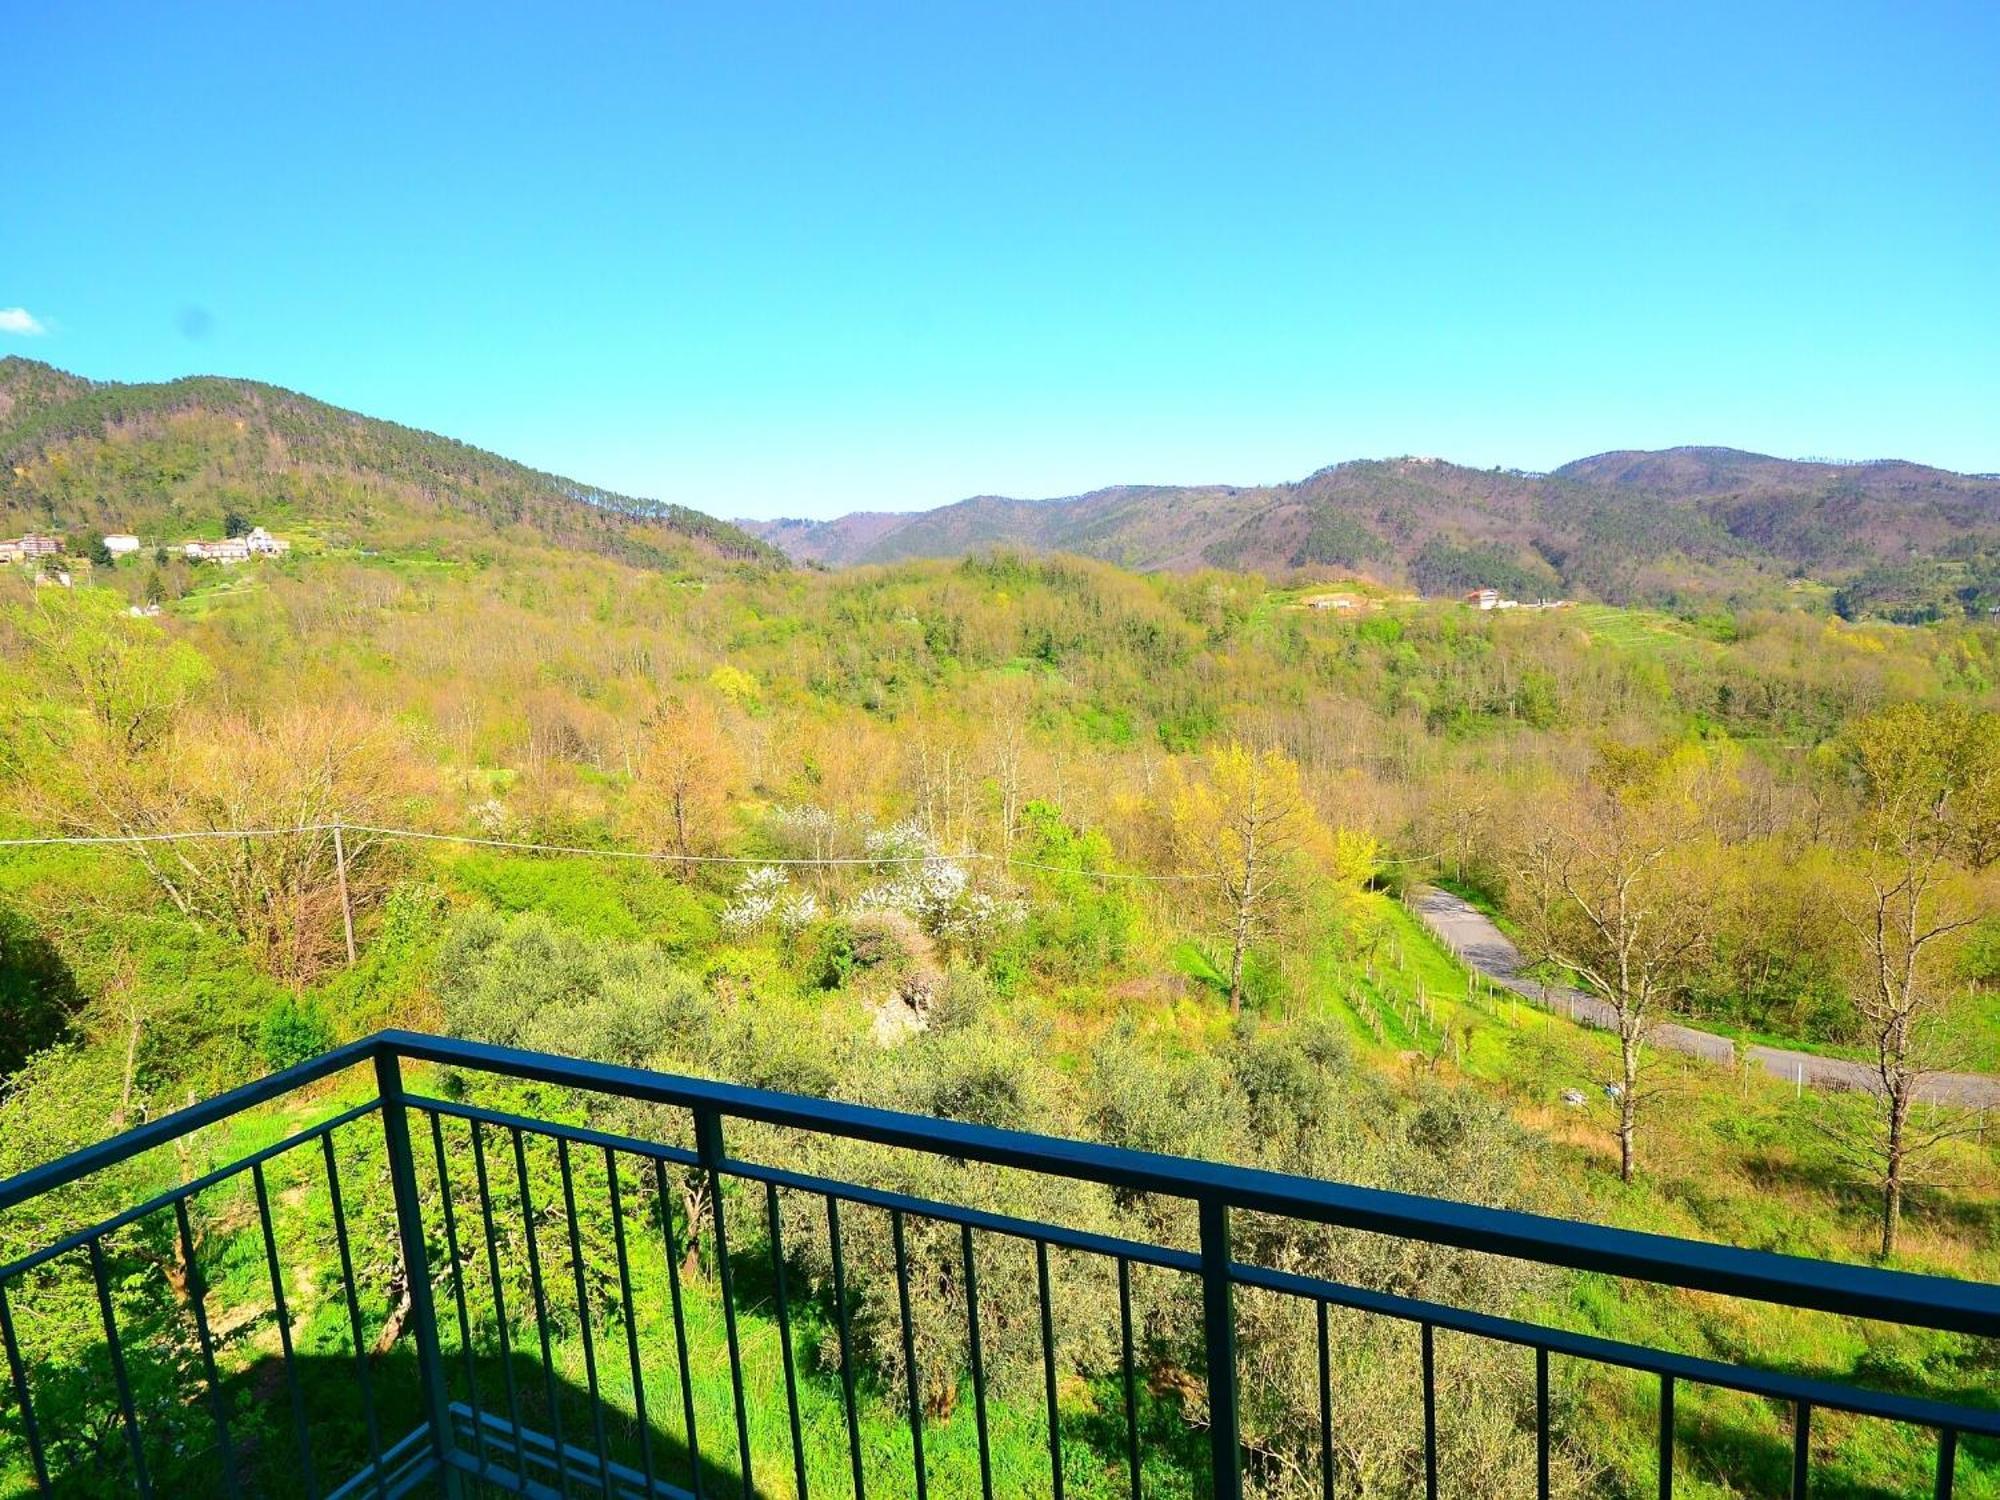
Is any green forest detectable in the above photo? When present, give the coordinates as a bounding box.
[1,483,1998,1496]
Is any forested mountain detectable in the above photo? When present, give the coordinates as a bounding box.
[745,448,2000,611]
[0,357,785,570]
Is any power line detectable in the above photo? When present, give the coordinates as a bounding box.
[0,821,1432,883]
[0,820,1231,883]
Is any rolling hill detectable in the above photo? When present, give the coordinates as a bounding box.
[0,357,784,571]
[743,448,2000,608]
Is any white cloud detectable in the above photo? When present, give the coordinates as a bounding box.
[0,308,48,336]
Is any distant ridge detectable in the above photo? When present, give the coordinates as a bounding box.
[740,445,2000,607]
[0,357,785,571]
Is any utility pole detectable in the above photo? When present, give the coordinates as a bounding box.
[333,822,357,966]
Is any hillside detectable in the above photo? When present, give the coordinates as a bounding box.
[742,447,2000,610]
[2,541,1997,1497]
[0,357,785,571]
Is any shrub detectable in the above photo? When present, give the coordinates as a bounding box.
[258,994,335,1072]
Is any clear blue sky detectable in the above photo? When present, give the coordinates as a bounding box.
[9,2,1997,517]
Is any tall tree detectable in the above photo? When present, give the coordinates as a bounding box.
[635,695,738,867]
[1839,703,1994,1257]
[1511,746,1722,1183]
[1171,743,1327,1015]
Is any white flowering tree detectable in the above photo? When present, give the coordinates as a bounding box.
[855,822,1022,956]
[720,865,819,937]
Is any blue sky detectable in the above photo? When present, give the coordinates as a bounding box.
[9,2,1997,517]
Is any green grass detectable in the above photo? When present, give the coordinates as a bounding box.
[1321,895,2000,1498]
[1563,602,1716,661]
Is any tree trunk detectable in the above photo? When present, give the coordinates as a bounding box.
[1881,1088,1909,1259]
[1618,1027,1640,1184]
[679,1177,709,1281]
[1227,902,1250,1017]
[1227,821,1260,1017]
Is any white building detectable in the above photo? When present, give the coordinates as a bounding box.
[185,537,252,563]
[102,534,142,556]
[244,526,290,556]
[1464,588,1500,610]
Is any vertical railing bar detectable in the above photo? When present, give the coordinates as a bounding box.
[960,1222,992,1500]
[1120,1256,1142,1500]
[253,1162,319,1499]
[429,1110,487,1477]
[891,1208,928,1500]
[1037,1239,1064,1500]
[556,1137,614,1499]
[512,1125,570,1472]
[653,1157,704,1500]
[173,1195,242,1495]
[470,1121,527,1476]
[1197,1197,1242,1500]
[604,1147,657,1497]
[376,1050,464,1498]
[0,1277,51,1491]
[1935,1426,1957,1500]
[90,1236,152,1497]
[1792,1401,1810,1499]
[694,1108,753,1498]
[1658,1372,1675,1500]
[1316,1298,1332,1500]
[1535,1345,1550,1500]
[1421,1321,1438,1500]
[766,1182,809,1500]
[323,1131,388,1500]
[830,1198,867,1500]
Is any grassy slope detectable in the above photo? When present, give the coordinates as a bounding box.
[1321,894,1999,1498]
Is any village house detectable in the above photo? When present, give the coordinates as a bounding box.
[3,534,65,562]
[102,534,142,556]
[1463,587,1500,609]
[1305,592,1360,612]
[184,526,289,564]
[185,536,252,563]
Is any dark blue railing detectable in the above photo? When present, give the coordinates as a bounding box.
[1,1030,1996,1497]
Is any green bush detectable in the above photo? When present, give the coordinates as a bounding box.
[258,994,335,1072]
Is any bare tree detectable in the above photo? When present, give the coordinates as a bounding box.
[1838,703,1993,1257]
[635,696,737,868]
[1172,743,1327,1015]
[1512,758,1719,1183]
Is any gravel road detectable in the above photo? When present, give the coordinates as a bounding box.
[1409,887,2000,1109]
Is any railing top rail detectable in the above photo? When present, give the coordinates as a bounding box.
[3,1029,1997,1342]
[378,1031,2000,1339]
[0,1036,379,1217]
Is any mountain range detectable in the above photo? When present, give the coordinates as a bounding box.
[743,450,2000,606]
[6,356,1998,611]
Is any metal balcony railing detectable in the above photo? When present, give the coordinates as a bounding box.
[0,1030,1996,1497]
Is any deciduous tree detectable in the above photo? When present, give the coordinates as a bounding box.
[1838,703,1994,1257]
[1170,743,1329,1015]
[1511,745,1723,1183]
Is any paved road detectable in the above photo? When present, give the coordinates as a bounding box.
[1409,887,2000,1109]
